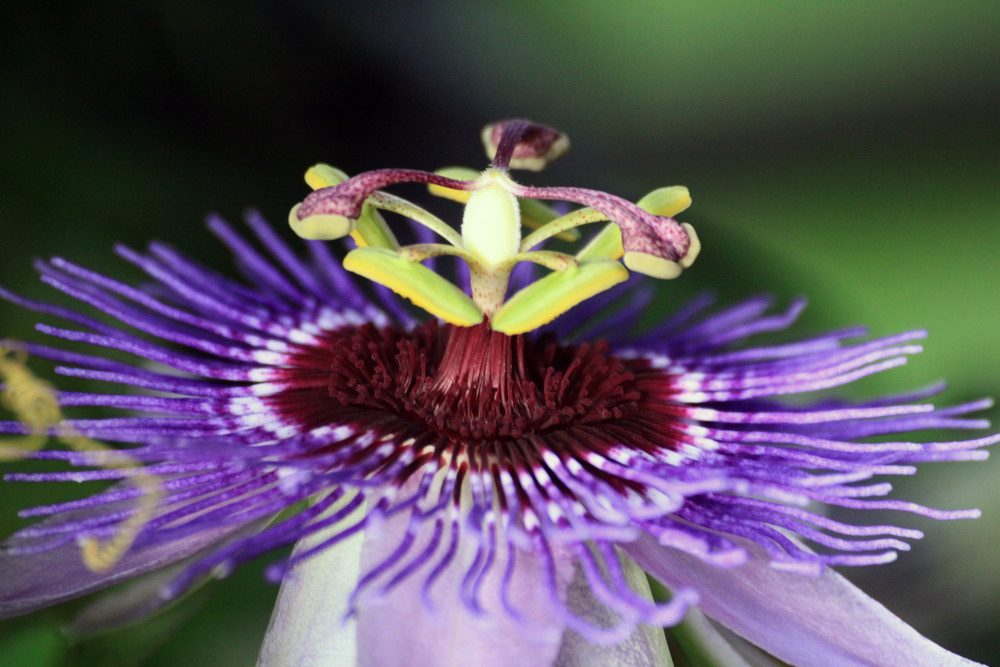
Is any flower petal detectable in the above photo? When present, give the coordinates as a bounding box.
[625,534,983,667]
[353,511,575,667]
[0,515,259,620]
[256,506,364,667]
[68,558,198,635]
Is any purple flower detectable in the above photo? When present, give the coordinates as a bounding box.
[1,120,994,666]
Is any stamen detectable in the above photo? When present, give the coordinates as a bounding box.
[287,119,698,331]
[503,179,699,279]
[343,248,483,326]
[299,164,399,249]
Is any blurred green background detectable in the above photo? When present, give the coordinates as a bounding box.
[1,1,997,664]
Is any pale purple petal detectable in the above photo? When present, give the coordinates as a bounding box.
[626,535,984,667]
[353,504,574,667]
[1,167,994,667]
[0,510,258,619]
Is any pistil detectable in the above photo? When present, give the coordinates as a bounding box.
[288,119,700,334]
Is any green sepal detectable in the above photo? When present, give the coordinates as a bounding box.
[343,247,482,326]
[491,259,629,335]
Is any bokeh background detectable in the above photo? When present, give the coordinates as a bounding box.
[1,1,997,664]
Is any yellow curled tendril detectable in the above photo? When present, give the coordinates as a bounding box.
[0,343,163,572]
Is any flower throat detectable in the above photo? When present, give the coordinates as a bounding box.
[327,320,643,445]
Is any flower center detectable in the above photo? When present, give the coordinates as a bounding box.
[325,321,644,447]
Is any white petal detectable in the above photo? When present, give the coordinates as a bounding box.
[257,500,364,667]
[555,553,674,667]
[0,500,266,620]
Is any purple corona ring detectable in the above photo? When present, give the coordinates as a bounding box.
[0,121,995,666]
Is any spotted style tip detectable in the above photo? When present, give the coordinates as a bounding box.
[481,119,571,171]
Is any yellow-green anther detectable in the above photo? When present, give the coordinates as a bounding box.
[299,164,398,250]
[622,252,682,280]
[428,167,480,203]
[576,223,624,261]
[343,247,483,326]
[305,164,350,190]
[461,176,521,266]
[288,204,357,241]
[491,260,629,335]
[636,186,691,218]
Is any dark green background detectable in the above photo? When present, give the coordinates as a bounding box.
[1,1,998,664]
